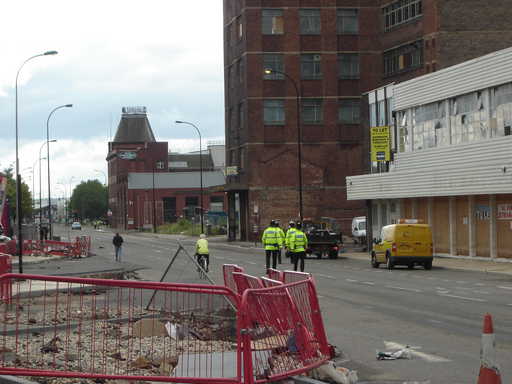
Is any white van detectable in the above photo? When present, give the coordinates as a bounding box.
[351,216,366,244]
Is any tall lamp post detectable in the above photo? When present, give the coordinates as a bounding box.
[15,50,58,273]
[47,104,72,239]
[175,120,204,234]
[264,68,303,222]
[39,140,55,232]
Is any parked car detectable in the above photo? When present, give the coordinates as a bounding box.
[351,216,366,244]
[371,219,433,270]
[71,222,82,230]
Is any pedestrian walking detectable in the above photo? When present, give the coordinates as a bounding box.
[195,233,210,272]
[275,220,285,264]
[261,220,282,271]
[289,222,308,272]
[112,233,124,262]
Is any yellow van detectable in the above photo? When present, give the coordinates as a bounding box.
[371,221,433,270]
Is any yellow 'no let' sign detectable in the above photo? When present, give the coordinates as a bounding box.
[371,126,391,162]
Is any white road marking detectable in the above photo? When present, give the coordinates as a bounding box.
[317,295,325,299]
[475,283,486,286]
[438,293,486,302]
[317,274,335,279]
[508,304,512,306]
[387,286,422,293]
[455,281,466,284]
[154,250,162,253]
[247,261,257,265]
[217,256,225,260]
[428,319,443,324]
[361,281,375,285]
[498,286,512,290]
[473,290,490,295]
[383,341,451,363]
[346,279,358,283]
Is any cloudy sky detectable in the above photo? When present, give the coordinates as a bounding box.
[0,0,224,199]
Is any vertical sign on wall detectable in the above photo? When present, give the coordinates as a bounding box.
[371,126,391,162]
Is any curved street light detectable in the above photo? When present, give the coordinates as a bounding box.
[39,140,55,228]
[47,104,72,239]
[15,50,58,273]
[264,68,303,222]
[175,120,204,234]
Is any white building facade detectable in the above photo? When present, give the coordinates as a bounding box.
[347,47,512,259]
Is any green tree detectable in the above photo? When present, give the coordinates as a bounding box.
[69,180,107,221]
[2,167,33,220]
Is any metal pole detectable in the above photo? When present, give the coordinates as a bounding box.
[265,70,303,222]
[176,121,204,234]
[152,163,157,233]
[47,105,72,239]
[14,51,57,273]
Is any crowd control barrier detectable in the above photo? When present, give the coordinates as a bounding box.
[0,237,92,258]
[0,270,330,384]
[0,254,11,303]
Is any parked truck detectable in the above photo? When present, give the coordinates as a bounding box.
[303,217,343,259]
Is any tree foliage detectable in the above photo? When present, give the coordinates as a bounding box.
[69,180,107,221]
[2,167,33,219]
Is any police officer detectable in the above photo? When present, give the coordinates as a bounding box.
[275,220,285,264]
[262,220,282,270]
[289,222,308,272]
[285,221,296,258]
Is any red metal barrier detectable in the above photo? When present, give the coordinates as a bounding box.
[261,277,283,288]
[0,271,330,383]
[239,279,330,383]
[267,268,283,282]
[232,273,263,295]
[0,274,241,383]
[282,271,311,284]
[0,255,11,303]
[222,264,244,293]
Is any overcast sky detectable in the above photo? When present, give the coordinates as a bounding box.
[0,0,224,199]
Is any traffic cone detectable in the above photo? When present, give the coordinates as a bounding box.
[477,313,502,384]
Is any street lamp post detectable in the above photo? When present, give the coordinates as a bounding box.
[39,141,55,233]
[175,120,204,234]
[264,68,303,222]
[47,104,72,239]
[15,50,58,273]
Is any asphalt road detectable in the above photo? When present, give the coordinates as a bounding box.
[59,225,512,384]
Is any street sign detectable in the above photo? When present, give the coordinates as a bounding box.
[371,126,391,162]
[226,166,239,176]
[118,151,137,160]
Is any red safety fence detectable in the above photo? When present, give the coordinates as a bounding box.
[239,279,330,383]
[266,268,283,282]
[0,255,11,303]
[222,264,244,293]
[0,274,242,383]
[0,237,92,258]
[231,273,263,294]
[282,271,311,284]
[260,277,283,288]
[0,271,330,384]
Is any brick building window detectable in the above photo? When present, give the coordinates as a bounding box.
[302,99,323,124]
[263,54,284,79]
[337,9,359,34]
[262,9,284,35]
[238,58,244,83]
[338,54,360,79]
[338,100,360,124]
[301,54,322,79]
[383,0,422,31]
[155,161,165,170]
[300,9,321,35]
[264,100,285,125]
[383,41,423,76]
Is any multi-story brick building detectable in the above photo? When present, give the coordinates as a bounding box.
[223,0,512,241]
[107,107,227,231]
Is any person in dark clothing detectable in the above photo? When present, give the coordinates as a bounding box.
[112,233,124,262]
